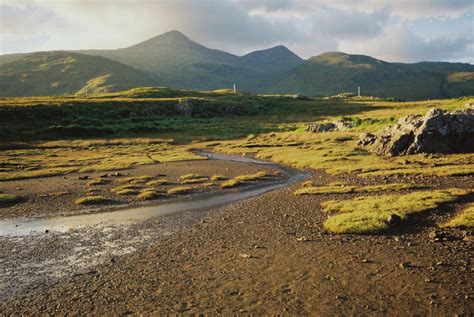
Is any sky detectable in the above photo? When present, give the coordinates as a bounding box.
[1,0,473,63]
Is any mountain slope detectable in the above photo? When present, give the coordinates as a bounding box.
[0,51,153,97]
[1,31,473,99]
[80,30,246,90]
[269,52,474,100]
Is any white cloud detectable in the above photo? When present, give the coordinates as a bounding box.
[338,26,474,63]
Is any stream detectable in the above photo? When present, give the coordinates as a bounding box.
[0,151,307,299]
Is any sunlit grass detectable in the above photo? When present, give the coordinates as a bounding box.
[441,204,474,228]
[167,186,193,195]
[321,189,468,234]
[74,195,110,205]
[220,171,268,188]
[0,194,21,207]
[294,183,418,195]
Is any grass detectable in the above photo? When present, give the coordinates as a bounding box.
[167,186,193,195]
[180,174,207,180]
[0,138,206,182]
[111,184,142,193]
[210,175,228,181]
[146,179,168,186]
[116,175,154,184]
[220,171,268,189]
[114,189,139,196]
[441,204,474,228]
[0,194,21,206]
[321,189,468,234]
[86,178,109,187]
[1,95,472,183]
[180,177,209,184]
[74,195,109,205]
[294,183,418,195]
[137,190,161,201]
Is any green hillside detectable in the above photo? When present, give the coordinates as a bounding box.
[80,30,304,91]
[1,31,473,100]
[268,52,470,100]
[0,51,153,97]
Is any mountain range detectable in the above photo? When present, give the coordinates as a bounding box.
[1,30,473,99]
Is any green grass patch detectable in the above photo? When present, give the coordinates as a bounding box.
[179,174,207,180]
[321,189,467,234]
[294,183,418,195]
[146,179,168,186]
[114,189,139,196]
[220,171,268,189]
[441,204,474,228]
[74,195,109,205]
[167,186,193,195]
[0,194,21,207]
[137,190,160,201]
[180,177,209,184]
[210,175,228,181]
[86,178,109,187]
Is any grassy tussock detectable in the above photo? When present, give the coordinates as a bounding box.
[167,186,193,195]
[0,139,205,182]
[441,204,474,228]
[210,175,228,181]
[294,183,417,195]
[0,194,21,206]
[180,177,209,184]
[321,189,467,234]
[114,189,139,195]
[146,179,168,186]
[115,175,154,184]
[111,184,141,193]
[86,179,109,187]
[180,174,207,180]
[220,171,268,189]
[137,190,160,201]
[74,195,109,205]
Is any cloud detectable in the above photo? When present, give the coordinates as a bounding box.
[338,26,474,63]
[0,0,472,63]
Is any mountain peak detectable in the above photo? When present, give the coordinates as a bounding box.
[310,51,386,65]
[242,45,303,68]
[129,30,193,48]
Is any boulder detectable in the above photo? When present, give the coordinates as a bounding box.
[358,108,474,156]
[306,117,354,133]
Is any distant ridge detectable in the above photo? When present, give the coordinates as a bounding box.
[1,30,473,99]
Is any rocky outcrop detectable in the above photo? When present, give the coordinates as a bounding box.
[306,118,354,133]
[358,108,474,156]
[175,98,263,117]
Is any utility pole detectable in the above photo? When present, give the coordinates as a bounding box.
[233,84,236,93]
[357,86,361,97]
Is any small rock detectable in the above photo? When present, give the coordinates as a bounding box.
[78,176,89,180]
[361,258,369,263]
[44,229,49,233]
[399,262,412,269]
[239,253,252,259]
[296,237,307,242]
[386,214,402,225]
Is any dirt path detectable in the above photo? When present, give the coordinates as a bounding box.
[1,167,473,315]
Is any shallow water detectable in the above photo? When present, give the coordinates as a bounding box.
[0,151,307,237]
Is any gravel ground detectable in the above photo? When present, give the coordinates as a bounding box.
[1,159,473,315]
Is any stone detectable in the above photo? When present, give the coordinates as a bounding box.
[358,108,474,156]
[306,117,354,133]
[386,214,402,225]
